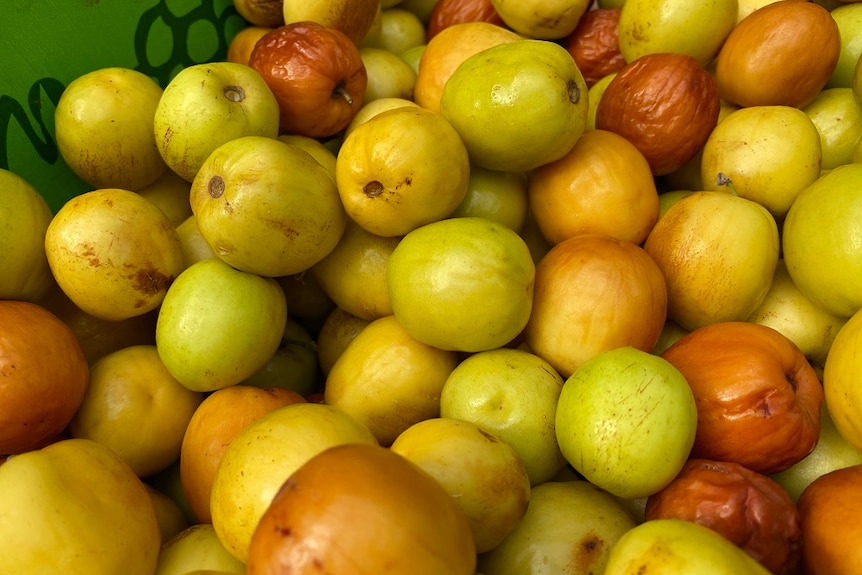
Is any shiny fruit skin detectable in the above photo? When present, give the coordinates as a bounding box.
[413,21,522,113]
[0,438,161,575]
[596,52,720,176]
[616,0,738,66]
[190,135,347,278]
[797,463,862,575]
[0,300,89,455]
[565,8,626,88]
[699,105,822,221]
[489,0,591,40]
[439,38,589,173]
[335,106,470,237]
[54,67,167,191]
[245,443,476,575]
[210,402,378,563]
[645,458,802,575]
[528,128,659,246]
[309,220,400,321]
[282,0,379,44]
[661,321,822,475]
[524,233,668,378]
[44,188,185,322]
[226,25,272,65]
[714,1,841,108]
[782,163,862,319]
[477,480,637,575]
[643,190,779,331]
[823,307,862,453]
[324,314,460,445]
[249,21,367,137]
[386,217,535,353]
[180,385,306,523]
[389,417,531,553]
[604,517,773,574]
[68,344,204,478]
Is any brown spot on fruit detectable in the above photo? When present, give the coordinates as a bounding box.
[134,269,173,295]
[574,532,605,572]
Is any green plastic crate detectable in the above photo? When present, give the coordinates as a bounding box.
[2,0,248,213]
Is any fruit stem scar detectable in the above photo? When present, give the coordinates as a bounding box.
[716,172,738,197]
[223,85,245,103]
[363,181,384,198]
[567,79,581,104]
[209,175,226,198]
[332,83,353,105]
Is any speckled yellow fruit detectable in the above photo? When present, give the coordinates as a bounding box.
[44,187,184,321]
[54,67,167,190]
[335,106,469,237]
[210,402,377,563]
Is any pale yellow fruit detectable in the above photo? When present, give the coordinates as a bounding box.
[136,168,193,227]
[282,0,379,44]
[155,524,245,575]
[700,105,822,220]
[343,96,419,138]
[827,2,862,89]
[324,314,460,445]
[737,0,786,24]
[440,347,567,486]
[823,306,862,453]
[359,46,417,104]
[315,306,372,376]
[449,166,529,233]
[644,190,779,331]
[587,73,617,131]
[175,215,217,270]
[747,259,848,370]
[55,67,167,190]
[276,134,337,181]
[604,518,772,574]
[210,402,377,562]
[390,417,531,553]
[0,168,54,301]
[146,484,188,544]
[440,39,589,173]
[478,480,638,574]
[191,136,347,277]
[803,87,862,171]
[45,187,185,321]
[0,438,161,575]
[491,0,591,39]
[617,0,738,65]
[69,345,204,478]
[335,106,469,237]
[375,7,428,53]
[309,220,401,320]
